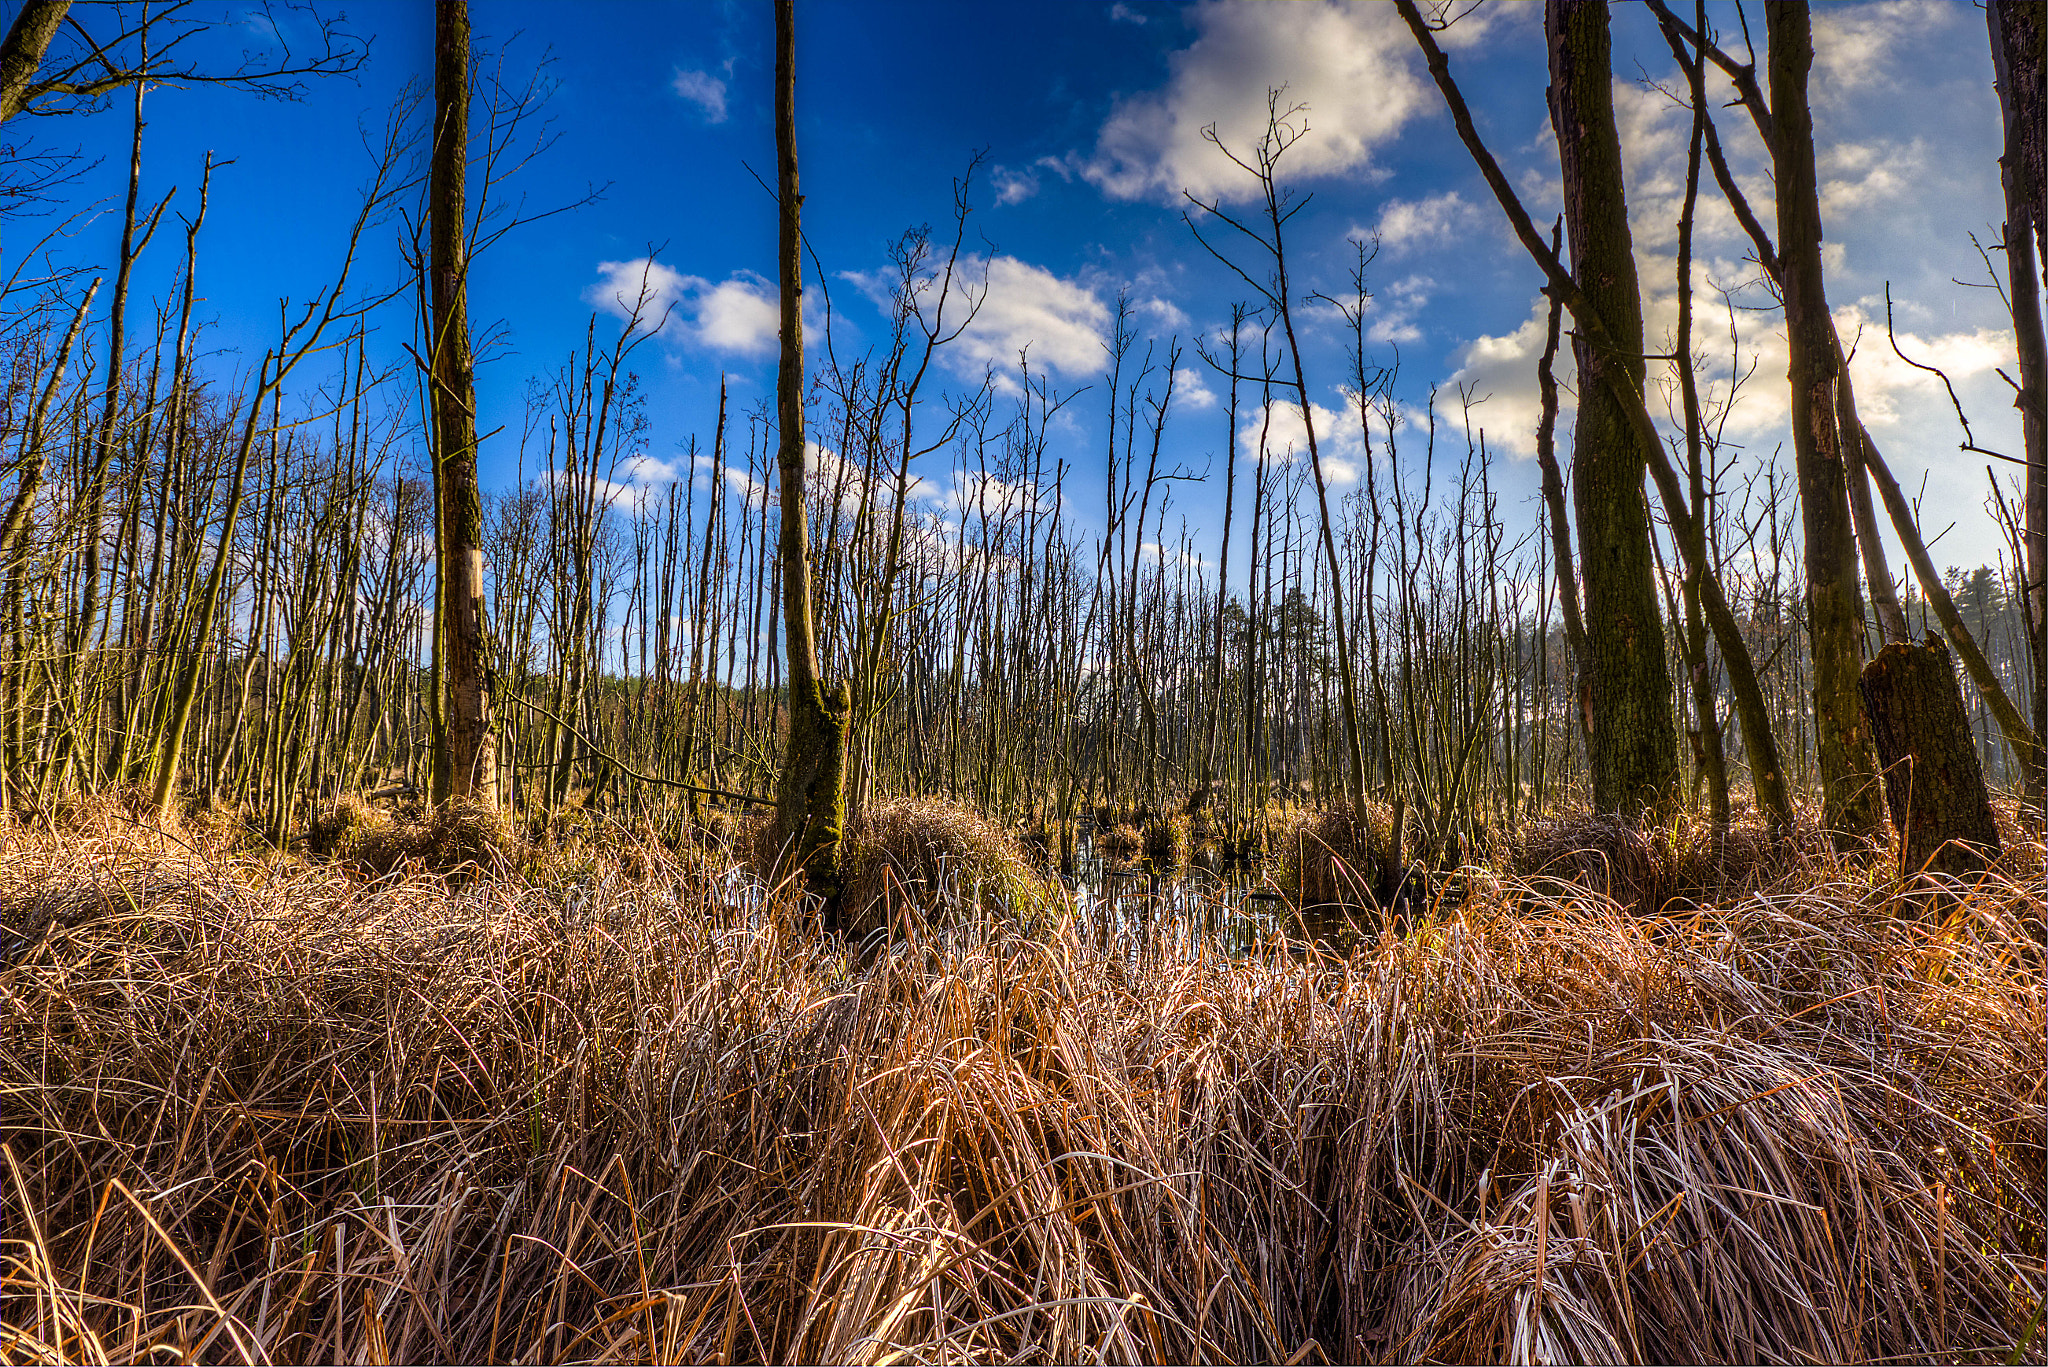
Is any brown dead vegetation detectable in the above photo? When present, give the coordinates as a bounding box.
[831,798,1057,944]
[1,811,2041,1365]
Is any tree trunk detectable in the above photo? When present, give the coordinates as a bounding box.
[1860,638,2002,880]
[1858,431,2043,778]
[770,0,848,906]
[1767,0,1883,847]
[1546,0,1682,816]
[1187,307,1245,816]
[430,0,496,807]
[1670,35,1732,834]
[1989,0,2046,804]
[0,0,67,123]
[1532,221,1593,755]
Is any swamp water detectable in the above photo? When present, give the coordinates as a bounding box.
[1061,824,1377,957]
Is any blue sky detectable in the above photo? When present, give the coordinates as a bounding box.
[14,0,2027,580]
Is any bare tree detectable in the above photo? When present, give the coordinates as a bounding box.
[1185,94,1370,811]
[1547,0,1682,817]
[1397,0,1795,833]
[771,0,849,905]
[1988,0,2045,801]
[426,0,495,806]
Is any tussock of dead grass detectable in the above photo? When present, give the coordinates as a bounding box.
[2,813,2042,1365]
[837,798,1055,944]
[1514,800,2042,917]
[305,795,528,879]
[1141,811,1192,865]
[1275,801,1398,908]
[1511,807,1837,915]
[1095,821,1144,863]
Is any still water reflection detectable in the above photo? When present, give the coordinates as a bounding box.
[1063,826,1294,957]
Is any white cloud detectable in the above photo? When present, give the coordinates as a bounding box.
[619,453,683,488]
[672,69,728,123]
[892,254,1112,386]
[694,274,779,355]
[1812,1,1957,98]
[1174,367,1217,410]
[1442,297,1570,460]
[991,166,1039,205]
[1837,306,2010,428]
[1137,295,1189,332]
[1819,138,1926,217]
[1240,394,1370,485]
[1362,273,1433,348]
[1369,190,1484,255]
[585,258,692,335]
[1083,0,1490,204]
[586,260,779,357]
[1109,2,1148,24]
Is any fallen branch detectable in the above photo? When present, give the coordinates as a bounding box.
[502,694,776,807]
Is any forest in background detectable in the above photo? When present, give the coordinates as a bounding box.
[0,0,2038,861]
[2,2,2043,1364]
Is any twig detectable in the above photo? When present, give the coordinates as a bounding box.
[502,693,775,806]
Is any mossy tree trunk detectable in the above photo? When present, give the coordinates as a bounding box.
[429,0,497,807]
[1767,0,1883,847]
[1860,638,2002,880]
[770,0,848,906]
[1546,0,1682,817]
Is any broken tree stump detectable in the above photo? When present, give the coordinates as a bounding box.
[1858,636,2003,880]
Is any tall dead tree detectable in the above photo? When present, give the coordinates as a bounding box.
[1532,221,1591,755]
[1651,0,2038,810]
[1989,0,2046,803]
[1187,304,1247,816]
[1766,1,1883,846]
[771,0,849,903]
[1672,20,1731,833]
[429,0,496,806]
[1398,0,1795,835]
[1546,0,1682,816]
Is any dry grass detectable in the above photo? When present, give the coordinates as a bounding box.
[1511,800,2043,918]
[833,798,1057,945]
[1508,807,1830,916]
[305,795,528,879]
[2,809,2042,1365]
[1095,821,1144,863]
[1274,801,1400,910]
[1141,812,1191,866]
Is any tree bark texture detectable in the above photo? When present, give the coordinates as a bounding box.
[771,0,849,904]
[1860,638,2002,880]
[1767,0,1883,846]
[1546,0,1682,816]
[431,0,497,806]
[1989,0,2046,803]
[0,0,67,123]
